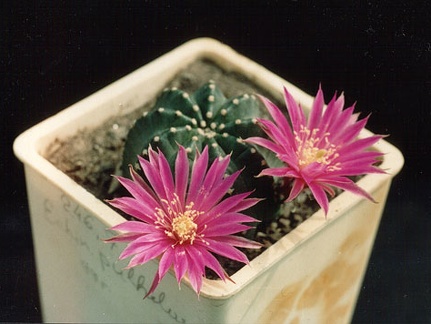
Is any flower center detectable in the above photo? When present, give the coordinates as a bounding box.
[171,212,198,244]
[295,126,340,170]
[156,197,202,245]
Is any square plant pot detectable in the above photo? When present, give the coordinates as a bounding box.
[14,38,403,323]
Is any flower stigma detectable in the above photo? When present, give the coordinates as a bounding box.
[295,126,340,171]
[156,195,203,245]
[171,211,198,244]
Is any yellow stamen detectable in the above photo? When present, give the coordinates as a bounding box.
[295,126,340,170]
[155,195,203,245]
[172,213,198,244]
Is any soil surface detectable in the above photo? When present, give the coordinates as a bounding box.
[45,59,325,277]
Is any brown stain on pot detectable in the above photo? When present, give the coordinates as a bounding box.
[258,229,370,323]
[259,281,303,323]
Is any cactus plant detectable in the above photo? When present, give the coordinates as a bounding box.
[121,81,277,229]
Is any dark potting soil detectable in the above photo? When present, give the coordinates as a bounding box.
[44,59,325,277]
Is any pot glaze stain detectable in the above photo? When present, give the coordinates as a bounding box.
[258,281,303,323]
[258,228,369,324]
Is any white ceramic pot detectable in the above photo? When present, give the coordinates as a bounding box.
[14,38,403,323]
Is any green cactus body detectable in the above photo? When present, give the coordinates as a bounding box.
[122,81,277,228]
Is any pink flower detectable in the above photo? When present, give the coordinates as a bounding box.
[105,145,261,297]
[246,86,385,215]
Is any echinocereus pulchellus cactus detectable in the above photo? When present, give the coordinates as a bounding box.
[121,81,276,226]
[106,82,385,297]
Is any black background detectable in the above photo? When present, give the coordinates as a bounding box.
[2,1,430,322]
